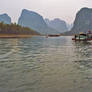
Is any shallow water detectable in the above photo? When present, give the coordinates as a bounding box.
[0,36,92,92]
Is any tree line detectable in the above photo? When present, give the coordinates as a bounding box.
[0,22,40,35]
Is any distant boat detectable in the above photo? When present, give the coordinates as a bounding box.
[48,34,61,37]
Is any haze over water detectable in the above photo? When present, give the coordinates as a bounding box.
[0,36,92,92]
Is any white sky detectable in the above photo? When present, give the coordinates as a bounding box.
[0,0,92,24]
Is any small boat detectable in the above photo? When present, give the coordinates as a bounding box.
[72,32,92,41]
[48,34,60,37]
[46,34,60,38]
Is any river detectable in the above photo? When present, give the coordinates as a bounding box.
[0,36,92,92]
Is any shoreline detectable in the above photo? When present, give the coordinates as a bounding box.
[0,34,39,38]
[0,34,73,38]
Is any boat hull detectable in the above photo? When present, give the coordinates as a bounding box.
[72,38,92,41]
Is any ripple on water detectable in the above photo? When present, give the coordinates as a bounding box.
[0,37,92,92]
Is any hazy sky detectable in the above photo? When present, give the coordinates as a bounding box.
[0,0,92,24]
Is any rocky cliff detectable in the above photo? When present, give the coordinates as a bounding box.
[71,7,92,34]
[0,14,11,24]
[18,9,59,34]
[45,18,68,33]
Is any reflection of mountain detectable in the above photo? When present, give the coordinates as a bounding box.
[74,41,92,60]
[73,42,92,73]
[10,39,20,53]
[0,14,11,24]
[18,9,60,35]
[45,18,68,33]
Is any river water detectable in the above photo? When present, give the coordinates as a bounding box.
[0,36,92,92]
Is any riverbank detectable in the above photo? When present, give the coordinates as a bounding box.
[0,34,39,38]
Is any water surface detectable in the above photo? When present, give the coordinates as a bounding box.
[0,36,92,92]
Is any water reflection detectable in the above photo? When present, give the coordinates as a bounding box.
[73,41,92,87]
[10,39,20,53]
[74,41,92,67]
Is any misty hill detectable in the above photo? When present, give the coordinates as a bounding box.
[45,18,68,33]
[18,9,60,35]
[66,24,73,31]
[66,7,92,35]
[0,14,11,24]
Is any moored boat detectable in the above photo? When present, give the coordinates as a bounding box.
[72,32,92,41]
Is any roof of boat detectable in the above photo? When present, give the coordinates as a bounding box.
[75,33,87,36]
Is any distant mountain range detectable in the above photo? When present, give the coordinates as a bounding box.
[18,9,61,35]
[0,9,69,35]
[45,18,68,33]
[1,7,92,35]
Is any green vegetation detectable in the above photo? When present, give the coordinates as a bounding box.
[0,22,40,35]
